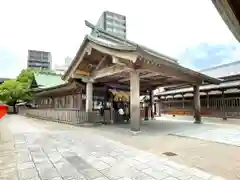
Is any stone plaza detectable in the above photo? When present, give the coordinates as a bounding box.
[1,115,237,180]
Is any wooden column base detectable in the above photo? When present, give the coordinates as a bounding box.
[194,120,202,124]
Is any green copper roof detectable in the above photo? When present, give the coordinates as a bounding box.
[33,72,65,89]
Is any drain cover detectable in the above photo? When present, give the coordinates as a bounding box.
[162,152,177,156]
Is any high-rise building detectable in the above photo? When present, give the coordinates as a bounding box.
[94,11,126,39]
[27,50,52,70]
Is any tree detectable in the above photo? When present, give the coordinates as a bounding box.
[0,68,54,112]
[17,68,34,85]
[17,68,54,86]
[0,80,29,113]
[16,68,35,102]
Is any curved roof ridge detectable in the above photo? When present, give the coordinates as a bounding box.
[35,71,61,76]
[86,20,179,63]
[87,35,136,51]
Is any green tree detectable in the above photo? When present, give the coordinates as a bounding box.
[0,80,29,113]
[16,68,35,102]
[17,68,55,86]
[0,68,55,112]
[17,68,34,85]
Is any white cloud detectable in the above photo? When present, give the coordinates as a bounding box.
[0,0,238,78]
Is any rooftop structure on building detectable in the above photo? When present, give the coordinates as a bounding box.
[92,11,127,39]
[200,60,240,79]
[27,50,52,70]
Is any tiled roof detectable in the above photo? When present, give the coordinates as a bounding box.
[63,21,221,85]
[86,21,179,64]
[157,79,240,96]
[160,60,240,93]
[200,61,240,78]
[33,72,65,89]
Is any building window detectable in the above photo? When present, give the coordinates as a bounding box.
[106,14,113,19]
[106,27,113,32]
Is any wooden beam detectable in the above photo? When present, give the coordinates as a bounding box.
[112,56,125,66]
[66,43,92,81]
[91,65,132,80]
[139,63,201,84]
[95,55,108,70]
[74,70,90,76]
[119,72,165,82]
[89,42,138,62]
[140,79,186,88]
[105,83,130,90]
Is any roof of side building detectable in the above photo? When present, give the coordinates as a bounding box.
[156,60,240,96]
[200,60,240,78]
[31,72,66,89]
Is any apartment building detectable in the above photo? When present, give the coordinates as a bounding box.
[27,50,52,70]
[94,11,127,39]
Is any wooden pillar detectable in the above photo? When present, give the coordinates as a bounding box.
[149,90,154,119]
[79,93,83,110]
[62,96,65,108]
[104,86,108,109]
[130,70,140,131]
[51,97,55,108]
[86,81,93,112]
[193,85,201,124]
[172,95,175,117]
[206,91,209,108]
[144,101,149,121]
[70,95,74,108]
[182,94,185,108]
[157,96,161,116]
[222,90,227,120]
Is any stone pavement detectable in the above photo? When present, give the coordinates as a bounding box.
[0,115,226,180]
[170,126,240,147]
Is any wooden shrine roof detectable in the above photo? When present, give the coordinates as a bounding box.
[63,21,221,93]
[31,81,83,97]
[30,72,65,89]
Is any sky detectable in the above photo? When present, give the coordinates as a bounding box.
[0,0,239,78]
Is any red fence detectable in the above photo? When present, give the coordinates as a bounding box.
[0,104,8,119]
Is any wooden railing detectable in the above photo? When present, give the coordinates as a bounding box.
[19,107,101,125]
[158,97,240,119]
